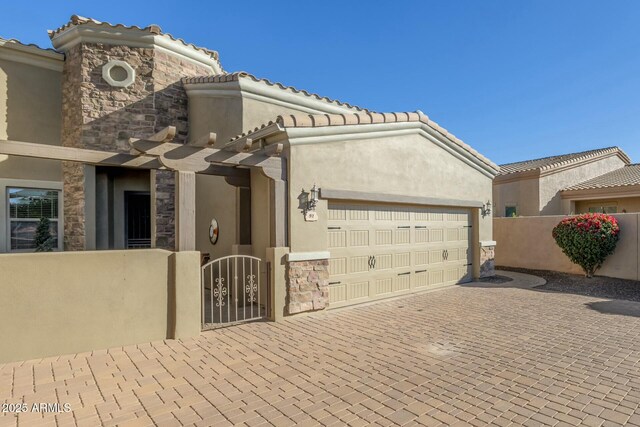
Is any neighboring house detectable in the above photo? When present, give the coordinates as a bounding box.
[561,164,640,214]
[493,147,633,217]
[0,15,499,316]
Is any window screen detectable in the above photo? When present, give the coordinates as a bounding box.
[8,188,60,250]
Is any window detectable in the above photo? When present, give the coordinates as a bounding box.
[588,206,617,214]
[8,188,60,251]
[505,206,517,217]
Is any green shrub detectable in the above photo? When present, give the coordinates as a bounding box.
[552,213,620,277]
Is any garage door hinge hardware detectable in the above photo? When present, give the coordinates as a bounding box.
[415,226,427,229]
[415,269,427,274]
[328,226,341,230]
[398,272,411,276]
[465,263,472,266]
[463,225,472,228]
[328,281,341,285]
[397,226,410,229]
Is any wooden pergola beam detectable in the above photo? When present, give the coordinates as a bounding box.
[0,139,163,169]
[0,139,248,177]
[189,132,217,147]
[206,150,285,180]
[262,143,283,157]
[129,126,178,156]
[227,137,254,153]
[146,126,176,143]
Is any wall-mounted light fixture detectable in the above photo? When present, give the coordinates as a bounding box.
[481,200,492,218]
[302,184,319,221]
[308,184,319,210]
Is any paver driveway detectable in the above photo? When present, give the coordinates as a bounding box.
[2,271,640,426]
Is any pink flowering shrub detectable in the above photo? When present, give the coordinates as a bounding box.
[552,213,620,277]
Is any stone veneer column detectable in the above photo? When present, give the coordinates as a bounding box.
[286,259,330,314]
[480,243,496,278]
[149,50,210,250]
[60,44,88,251]
[61,162,86,250]
[60,43,210,250]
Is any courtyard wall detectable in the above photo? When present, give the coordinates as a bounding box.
[494,213,639,280]
[0,249,200,363]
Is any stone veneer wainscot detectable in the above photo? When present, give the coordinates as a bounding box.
[287,259,330,314]
[480,242,496,278]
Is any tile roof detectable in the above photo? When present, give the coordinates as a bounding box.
[499,147,630,175]
[0,36,60,54]
[48,15,223,70]
[563,164,640,191]
[228,111,498,171]
[183,72,368,112]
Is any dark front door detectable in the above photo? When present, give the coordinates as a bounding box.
[125,192,151,248]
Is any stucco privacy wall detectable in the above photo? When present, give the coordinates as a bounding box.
[0,249,200,364]
[287,132,493,254]
[539,156,627,215]
[494,214,640,280]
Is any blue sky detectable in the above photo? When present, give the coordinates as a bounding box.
[2,1,639,165]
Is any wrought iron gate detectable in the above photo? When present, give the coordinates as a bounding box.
[202,255,269,329]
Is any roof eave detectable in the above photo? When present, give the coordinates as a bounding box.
[184,73,367,115]
[50,22,223,73]
[0,38,64,71]
[539,150,631,176]
[561,183,640,200]
[223,123,286,152]
[499,147,631,178]
[494,169,541,183]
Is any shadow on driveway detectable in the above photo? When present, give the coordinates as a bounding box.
[585,300,640,318]
[462,270,640,319]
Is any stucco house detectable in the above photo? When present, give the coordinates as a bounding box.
[0,15,498,323]
[493,147,638,217]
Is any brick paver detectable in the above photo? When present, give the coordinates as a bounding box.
[2,272,640,426]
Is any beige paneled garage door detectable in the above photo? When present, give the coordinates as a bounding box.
[327,203,472,308]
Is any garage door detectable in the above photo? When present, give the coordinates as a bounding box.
[327,203,472,308]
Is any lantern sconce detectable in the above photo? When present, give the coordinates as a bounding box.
[481,200,492,218]
[303,184,319,222]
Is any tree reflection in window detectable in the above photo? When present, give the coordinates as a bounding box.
[8,188,60,251]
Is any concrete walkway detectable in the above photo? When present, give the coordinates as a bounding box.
[2,271,640,426]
